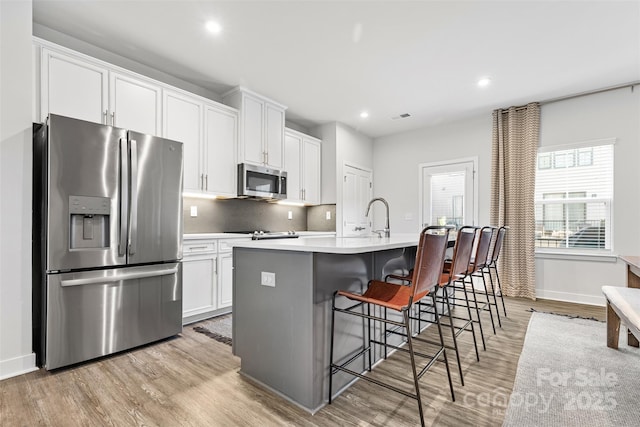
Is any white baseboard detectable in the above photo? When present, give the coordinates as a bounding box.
[536,289,606,307]
[0,353,38,381]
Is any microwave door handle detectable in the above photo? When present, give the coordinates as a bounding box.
[118,138,129,257]
[128,139,138,256]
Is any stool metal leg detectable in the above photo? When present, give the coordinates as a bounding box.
[432,292,455,402]
[479,270,497,334]
[461,281,482,358]
[403,309,426,427]
[328,292,337,404]
[443,288,465,386]
[484,266,502,328]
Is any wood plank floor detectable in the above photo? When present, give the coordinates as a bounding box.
[0,297,605,427]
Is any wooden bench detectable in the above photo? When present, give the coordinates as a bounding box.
[602,285,640,349]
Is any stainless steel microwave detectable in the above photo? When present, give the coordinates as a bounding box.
[238,163,287,200]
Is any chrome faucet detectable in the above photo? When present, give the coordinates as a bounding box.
[365,197,390,238]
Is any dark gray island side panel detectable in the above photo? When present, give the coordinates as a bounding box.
[233,245,415,413]
[233,247,315,409]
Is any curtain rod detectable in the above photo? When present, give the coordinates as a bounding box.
[500,81,640,113]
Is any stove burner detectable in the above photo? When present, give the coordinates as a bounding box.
[251,230,299,240]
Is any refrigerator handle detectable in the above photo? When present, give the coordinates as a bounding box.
[129,139,138,256]
[118,138,129,257]
[60,266,179,287]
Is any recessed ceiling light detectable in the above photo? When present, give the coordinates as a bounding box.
[477,77,491,88]
[206,20,222,34]
[360,111,369,119]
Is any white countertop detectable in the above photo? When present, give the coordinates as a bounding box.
[184,231,336,240]
[232,234,419,254]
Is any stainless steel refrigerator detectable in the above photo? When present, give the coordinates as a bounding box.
[33,114,184,370]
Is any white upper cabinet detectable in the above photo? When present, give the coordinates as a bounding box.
[242,94,265,165]
[37,39,240,199]
[163,89,238,197]
[204,103,238,197]
[284,131,303,202]
[303,136,321,204]
[223,87,286,170]
[163,89,204,193]
[265,104,285,169]
[284,128,321,205]
[110,71,162,136]
[41,45,161,135]
[41,47,108,124]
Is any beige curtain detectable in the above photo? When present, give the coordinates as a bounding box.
[490,103,539,300]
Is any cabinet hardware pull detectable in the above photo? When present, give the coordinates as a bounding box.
[103,111,108,125]
[111,112,115,126]
[201,174,204,190]
[188,246,209,250]
[205,174,208,191]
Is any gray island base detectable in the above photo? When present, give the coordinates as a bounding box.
[232,235,422,413]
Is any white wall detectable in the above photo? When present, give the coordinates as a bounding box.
[373,114,491,233]
[536,88,640,305]
[0,0,38,380]
[373,88,640,306]
[313,122,373,236]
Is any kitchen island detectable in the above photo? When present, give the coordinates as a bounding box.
[232,235,420,413]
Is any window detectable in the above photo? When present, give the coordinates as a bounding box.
[535,142,613,251]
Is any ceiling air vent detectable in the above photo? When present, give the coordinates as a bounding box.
[391,113,411,120]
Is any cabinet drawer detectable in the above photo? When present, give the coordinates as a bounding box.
[183,241,217,254]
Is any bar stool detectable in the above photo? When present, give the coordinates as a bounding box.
[388,226,480,386]
[486,226,508,317]
[469,226,502,331]
[450,226,497,344]
[328,226,453,427]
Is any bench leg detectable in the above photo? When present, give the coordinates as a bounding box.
[607,302,620,349]
[628,330,639,347]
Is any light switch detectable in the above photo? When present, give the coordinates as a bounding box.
[261,272,276,287]
[326,211,331,220]
[190,206,198,217]
[288,211,293,220]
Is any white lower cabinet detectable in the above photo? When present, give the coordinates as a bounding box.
[182,240,218,324]
[182,237,247,324]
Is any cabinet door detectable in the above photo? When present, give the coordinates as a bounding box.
[303,138,321,205]
[265,103,285,169]
[110,71,161,136]
[164,90,203,193]
[41,48,108,124]
[241,95,265,165]
[182,254,217,319]
[204,104,238,197]
[218,253,234,309]
[284,131,303,202]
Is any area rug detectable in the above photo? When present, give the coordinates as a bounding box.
[502,312,640,426]
[193,314,232,346]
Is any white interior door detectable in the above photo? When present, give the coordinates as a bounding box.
[342,164,372,236]
[419,159,477,229]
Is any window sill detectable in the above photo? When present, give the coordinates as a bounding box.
[535,250,618,263]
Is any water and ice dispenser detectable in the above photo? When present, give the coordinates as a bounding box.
[69,196,110,249]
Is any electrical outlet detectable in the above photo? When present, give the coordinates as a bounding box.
[261,271,276,287]
[288,211,293,220]
[326,211,331,220]
[190,206,198,217]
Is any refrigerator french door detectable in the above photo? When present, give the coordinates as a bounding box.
[33,114,184,369]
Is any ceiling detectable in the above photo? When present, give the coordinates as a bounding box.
[32,1,640,138]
